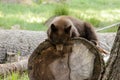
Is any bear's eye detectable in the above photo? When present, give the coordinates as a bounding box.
[64,26,71,34]
[51,24,58,32]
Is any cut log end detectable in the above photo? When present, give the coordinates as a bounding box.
[28,38,104,80]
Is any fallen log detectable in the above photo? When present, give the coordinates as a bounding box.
[28,38,104,80]
[0,30,115,63]
[0,59,28,77]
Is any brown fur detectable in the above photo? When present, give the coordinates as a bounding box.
[47,16,109,54]
[47,16,98,47]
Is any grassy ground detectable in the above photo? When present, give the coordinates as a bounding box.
[0,0,120,32]
[0,72,29,80]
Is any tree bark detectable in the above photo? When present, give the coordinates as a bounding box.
[100,26,120,80]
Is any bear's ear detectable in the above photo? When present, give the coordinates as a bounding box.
[64,25,71,34]
[51,24,57,32]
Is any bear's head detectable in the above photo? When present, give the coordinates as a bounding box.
[47,17,79,51]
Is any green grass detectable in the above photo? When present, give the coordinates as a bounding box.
[0,72,29,80]
[53,4,70,16]
[0,0,120,31]
[0,3,55,30]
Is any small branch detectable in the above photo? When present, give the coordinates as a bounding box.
[96,22,120,32]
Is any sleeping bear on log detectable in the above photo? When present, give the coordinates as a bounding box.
[47,16,98,51]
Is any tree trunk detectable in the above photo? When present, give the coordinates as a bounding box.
[100,25,120,80]
[28,38,104,80]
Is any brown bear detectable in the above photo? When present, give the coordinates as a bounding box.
[47,16,98,51]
